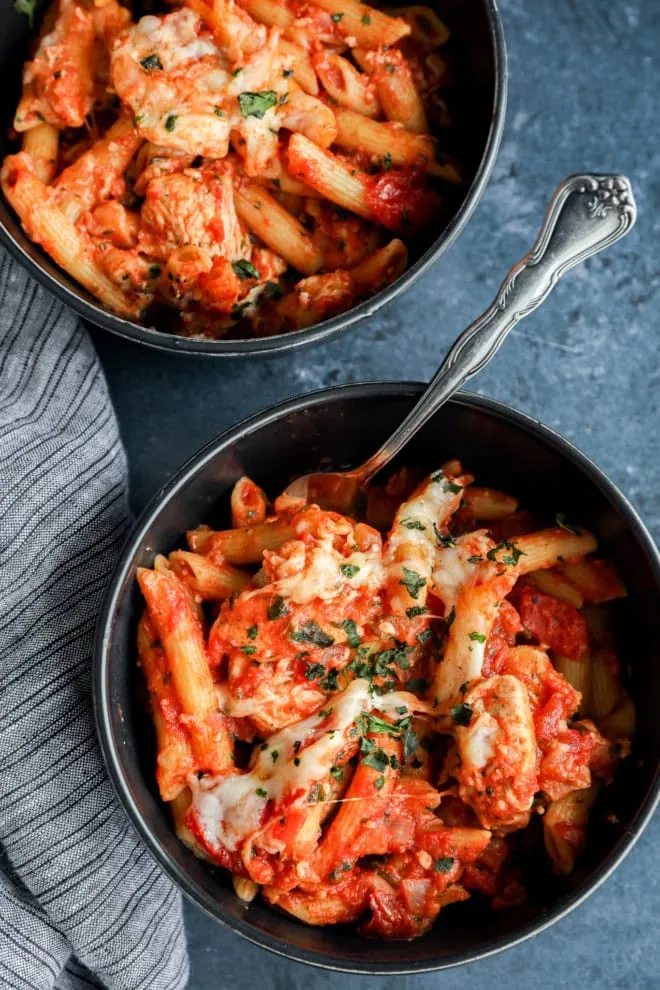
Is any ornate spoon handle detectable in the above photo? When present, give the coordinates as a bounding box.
[356,174,637,485]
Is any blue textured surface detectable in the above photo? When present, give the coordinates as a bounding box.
[93,0,659,984]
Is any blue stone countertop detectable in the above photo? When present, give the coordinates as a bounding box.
[92,0,659,985]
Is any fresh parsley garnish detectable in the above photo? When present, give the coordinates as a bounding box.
[341,619,361,648]
[247,625,258,640]
[140,53,163,71]
[331,11,344,21]
[400,517,425,530]
[435,856,455,873]
[291,621,335,648]
[340,563,360,578]
[13,0,37,28]
[214,106,225,117]
[487,539,526,567]
[450,702,473,726]
[555,512,580,535]
[232,258,261,280]
[263,280,283,301]
[329,764,344,781]
[433,523,456,547]
[468,631,486,643]
[361,746,390,773]
[238,90,278,119]
[361,12,372,24]
[400,566,426,599]
[240,645,257,655]
[467,555,483,563]
[271,750,279,762]
[148,265,161,279]
[267,596,290,620]
[304,661,326,681]
[445,605,456,627]
[165,114,177,132]
[283,68,294,78]
[406,605,428,618]
[407,677,429,693]
[318,707,334,719]
[255,787,268,797]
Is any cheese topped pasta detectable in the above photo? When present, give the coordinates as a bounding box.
[136,463,634,938]
[5,0,459,338]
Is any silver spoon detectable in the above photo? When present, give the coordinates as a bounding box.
[284,174,637,514]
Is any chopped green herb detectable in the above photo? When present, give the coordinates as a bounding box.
[247,625,258,640]
[140,53,163,71]
[331,11,344,21]
[445,605,456,627]
[240,645,257,655]
[416,628,433,645]
[468,631,486,643]
[268,596,290,620]
[271,750,279,763]
[435,856,455,873]
[385,62,395,73]
[304,661,326,681]
[263,280,284,301]
[459,681,468,694]
[293,740,301,753]
[291,620,335,648]
[238,90,277,119]
[165,114,178,132]
[231,67,243,77]
[13,0,37,29]
[283,68,294,78]
[279,92,288,105]
[255,787,268,797]
[340,563,360,578]
[308,782,326,802]
[443,479,462,494]
[148,265,161,279]
[321,668,340,692]
[232,258,261,280]
[318,707,334,719]
[555,512,580,535]
[433,523,456,548]
[342,618,361,648]
[361,13,372,24]
[450,702,473,726]
[407,677,429,694]
[467,555,483,563]
[374,774,386,790]
[293,756,301,766]
[214,106,225,117]
[487,539,526,567]
[400,516,425,530]
[400,566,426,600]
[406,605,429,618]
[362,747,390,773]
[231,300,250,319]
[329,764,344,782]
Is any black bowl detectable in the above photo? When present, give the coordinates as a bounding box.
[95,383,660,973]
[0,1,506,357]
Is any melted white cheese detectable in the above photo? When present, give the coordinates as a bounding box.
[266,536,385,605]
[191,679,428,851]
[462,712,499,769]
[431,530,494,611]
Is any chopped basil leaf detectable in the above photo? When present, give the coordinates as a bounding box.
[406,605,429,618]
[304,661,326,681]
[450,702,473,726]
[467,555,483,563]
[407,677,429,693]
[400,516,425,530]
[165,114,177,132]
[238,90,278,119]
[255,787,268,797]
[340,563,360,578]
[283,68,294,78]
[148,264,161,279]
[13,0,37,29]
[240,645,257,655]
[361,12,371,23]
[271,750,279,762]
[459,681,468,694]
[445,605,456,627]
[293,756,300,766]
[400,566,426,599]
[329,764,344,781]
[443,479,462,494]
[362,747,390,773]
[291,620,335,648]
[342,618,361,648]
[435,856,455,873]
[318,707,334,718]
[140,54,163,71]
[416,628,433,645]
[374,774,385,790]
[214,106,225,117]
[267,596,290,620]
[231,300,250,319]
[293,740,301,753]
[231,67,243,77]
[468,631,486,643]
[331,11,344,21]
[402,724,419,762]
[487,539,526,566]
[263,280,283,300]
[232,258,261,280]
[247,625,258,640]
[433,523,456,547]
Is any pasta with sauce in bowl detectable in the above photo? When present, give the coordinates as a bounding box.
[4,0,462,339]
[135,459,634,938]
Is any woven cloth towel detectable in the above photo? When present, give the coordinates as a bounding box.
[0,249,189,990]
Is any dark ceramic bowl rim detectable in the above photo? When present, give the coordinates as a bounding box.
[94,382,660,973]
[0,1,507,358]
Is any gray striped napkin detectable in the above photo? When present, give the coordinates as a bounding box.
[0,249,189,990]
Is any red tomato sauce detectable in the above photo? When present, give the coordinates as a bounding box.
[514,585,590,660]
[365,167,439,232]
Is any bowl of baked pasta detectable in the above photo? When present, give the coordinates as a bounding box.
[0,0,505,355]
[95,383,660,970]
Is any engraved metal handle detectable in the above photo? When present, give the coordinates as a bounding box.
[354,174,637,485]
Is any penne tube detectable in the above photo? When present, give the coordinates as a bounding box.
[275,170,323,197]
[311,0,410,48]
[353,48,427,133]
[388,5,450,46]
[287,133,372,220]
[600,696,636,739]
[238,0,295,31]
[233,875,260,902]
[137,612,195,801]
[462,486,518,521]
[333,109,461,182]
[278,38,319,95]
[187,519,297,564]
[22,123,59,184]
[512,527,599,575]
[169,788,213,861]
[137,567,232,773]
[553,653,591,712]
[185,0,267,57]
[234,181,324,275]
[1,154,140,318]
[528,569,585,609]
[589,650,621,721]
[230,476,269,528]
[350,239,408,295]
[558,559,627,604]
[169,550,252,600]
[278,85,338,148]
[582,605,614,648]
[52,113,142,222]
[544,785,599,874]
[312,52,382,119]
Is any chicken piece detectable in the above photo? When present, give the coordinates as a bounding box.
[138,161,249,263]
[454,674,537,830]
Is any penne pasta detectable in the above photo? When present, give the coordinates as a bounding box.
[354,47,427,133]
[528,568,585,609]
[310,0,411,48]
[313,52,382,119]
[544,785,599,874]
[350,239,408,294]
[333,109,461,182]
[513,527,599,574]
[553,653,591,712]
[0,154,140,318]
[389,5,450,46]
[287,133,372,220]
[234,181,324,275]
[558,558,627,604]
[230,475,269,528]
[22,123,59,184]
[462,486,519,521]
[278,38,319,95]
[187,518,297,563]
[168,550,252,600]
